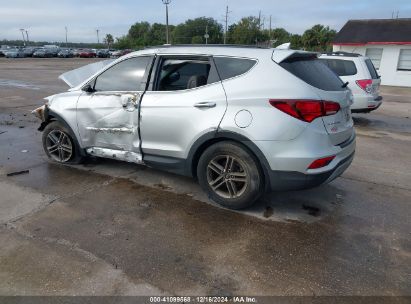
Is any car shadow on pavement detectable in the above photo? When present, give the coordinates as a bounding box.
[70,157,347,224]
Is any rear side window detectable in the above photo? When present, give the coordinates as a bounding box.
[214,57,256,80]
[365,59,379,79]
[280,57,344,91]
[321,59,357,76]
[156,58,214,91]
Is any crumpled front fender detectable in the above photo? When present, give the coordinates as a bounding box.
[31,105,50,131]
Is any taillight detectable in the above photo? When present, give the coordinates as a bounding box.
[269,100,341,123]
[308,156,335,169]
[356,79,373,93]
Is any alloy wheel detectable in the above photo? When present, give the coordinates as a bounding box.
[206,155,248,199]
[46,130,73,162]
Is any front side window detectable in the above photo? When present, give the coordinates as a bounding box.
[397,49,411,71]
[365,48,383,69]
[94,56,151,92]
[321,59,357,76]
[156,57,216,91]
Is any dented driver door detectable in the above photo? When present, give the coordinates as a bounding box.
[76,56,153,163]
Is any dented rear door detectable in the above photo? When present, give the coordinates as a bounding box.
[76,56,154,159]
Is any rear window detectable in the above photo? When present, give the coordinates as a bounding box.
[321,59,357,76]
[365,59,379,79]
[280,57,344,91]
[214,57,256,80]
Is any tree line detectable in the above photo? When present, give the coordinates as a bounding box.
[115,16,336,51]
[1,16,336,51]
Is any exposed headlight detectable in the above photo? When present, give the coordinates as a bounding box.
[31,105,46,121]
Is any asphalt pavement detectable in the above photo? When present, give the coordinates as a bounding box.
[0,58,410,297]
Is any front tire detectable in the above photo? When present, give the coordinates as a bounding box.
[197,142,263,210]
[42,121,83,164]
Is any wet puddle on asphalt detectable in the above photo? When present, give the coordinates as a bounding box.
[0,79,41,90]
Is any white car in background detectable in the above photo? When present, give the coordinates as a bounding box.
[320,52,382,113]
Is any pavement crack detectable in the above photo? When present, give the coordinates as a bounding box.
[340,176,411,192]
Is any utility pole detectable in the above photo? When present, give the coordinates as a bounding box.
[25,30,29,45]
[65,26,68,47]
[162,0,171,44]
[19,29,26,46]
[96,29,100,44]
[269,15,272,39]
[224,5,231,44]
[256,10,262,45]
[204,25,209,44]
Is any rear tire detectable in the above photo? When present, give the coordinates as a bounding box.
[197,141,263,210]
[42,121,83,164]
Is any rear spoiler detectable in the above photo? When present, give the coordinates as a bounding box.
[272,50,319,64]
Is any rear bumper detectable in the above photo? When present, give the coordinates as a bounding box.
[264,131,356,191]
[351,95,383,113]
[268,150,355,191]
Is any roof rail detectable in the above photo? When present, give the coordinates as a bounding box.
[143,44,271,50]
[321,51,362,57]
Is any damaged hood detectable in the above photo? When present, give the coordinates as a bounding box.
[59,59,115,88]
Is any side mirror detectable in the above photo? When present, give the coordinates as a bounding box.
[82,84,95,93]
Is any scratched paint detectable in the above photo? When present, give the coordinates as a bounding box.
[86,127,136,134]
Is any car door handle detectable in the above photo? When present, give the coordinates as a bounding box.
[194,102,216,108]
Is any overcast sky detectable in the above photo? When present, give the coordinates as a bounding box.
[1,0,410,43]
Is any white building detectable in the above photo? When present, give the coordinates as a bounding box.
[333,19,411,87]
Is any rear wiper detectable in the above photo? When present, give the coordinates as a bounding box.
[342,81,349,88]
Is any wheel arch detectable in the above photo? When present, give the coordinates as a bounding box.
[40,108,86,157]
[187,131,271,191]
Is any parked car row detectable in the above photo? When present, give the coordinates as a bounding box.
[0,46,129,59]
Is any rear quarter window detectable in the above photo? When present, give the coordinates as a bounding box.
[321,59,357,76]
[280,57,344,91]
[214,57,256,80]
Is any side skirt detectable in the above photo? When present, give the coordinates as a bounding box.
[86,147,143,164]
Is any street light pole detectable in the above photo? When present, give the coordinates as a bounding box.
[25,30,29,45]
[96,29,100,44]
[20,29,26,46]
[162,0,171,44]
[65,26,68,47]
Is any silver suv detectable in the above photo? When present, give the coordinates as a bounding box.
[319,52,382,113]
[33,46,356,209]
